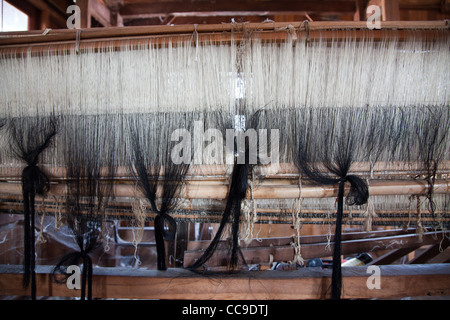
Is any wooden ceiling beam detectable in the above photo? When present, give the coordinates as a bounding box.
[90,0,114,27]
[18,0,67,27]
[119,1,357,18]
[354,0,370,21]
[399,0,442,10]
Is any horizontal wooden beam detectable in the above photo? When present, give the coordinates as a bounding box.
[0,21,447,48]
[186,228,418,251]
[2,161,449,180]
[0,264,449,299]
[183,231,449,267]
[0,179,447,200]
[25,0,67,27]
[408,237,450,264]
[367,246,422,265]
[119,1,357,18]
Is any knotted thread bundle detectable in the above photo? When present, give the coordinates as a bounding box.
[52,114,116,300]
[291,107,371,299]
[189,108,253,271]
[7,117,57,300]
[189,158,249,271]
[53,239,96,300]
[296,144,369,299]
[132,158,185,270]
[129,113,189,270]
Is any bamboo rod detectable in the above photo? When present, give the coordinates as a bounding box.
[0,161,448,179]
[0,21,447,51]
[0,179,447,199]
[0,21,447,43]
[0,199,447,218]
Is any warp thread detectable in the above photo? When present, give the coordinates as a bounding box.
[416,195,425,242]
[290,176,304,265]
[36,209,47,244]
[240,169,258,245]
[131,197,147,265]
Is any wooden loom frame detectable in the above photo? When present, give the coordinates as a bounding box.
[0,162,448,224]
[0,21,448,52]
[0,21,449,299]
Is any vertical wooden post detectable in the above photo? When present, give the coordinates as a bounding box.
[110,8,123,27]
[39,10,50,29]
[382,0,400,21]
[78,0,91,28]
[367,0,399,22]
[172,222,188,267]
[354,0,369,21]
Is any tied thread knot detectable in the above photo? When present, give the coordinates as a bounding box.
[53,249,94,300]
[332,174,369,300]
[22,164,50,196]
[339,174,369,206]
[153,209,177,270]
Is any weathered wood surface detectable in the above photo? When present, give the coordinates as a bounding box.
[0,264,449,299]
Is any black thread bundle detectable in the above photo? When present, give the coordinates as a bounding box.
[129,114,189,270]
[7,117,58,300]
[295,151,369,300]
[413,107,450,217]
[52,115,116,300]
[189,112,251,271]
[52,219,98,300]
[52,164,108,300]
[189,158,249,271]
[290,107,370,299]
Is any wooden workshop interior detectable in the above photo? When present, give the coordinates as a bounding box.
[0,0,449,300]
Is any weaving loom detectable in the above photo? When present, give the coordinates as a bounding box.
[0,21,449,300]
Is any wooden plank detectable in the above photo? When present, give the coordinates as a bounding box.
[183,231,448,267]
[367,246,422,265]
[187,228,417,250]
[428,248,450,263]
[0,264,449,299]
[408,237,450,264]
